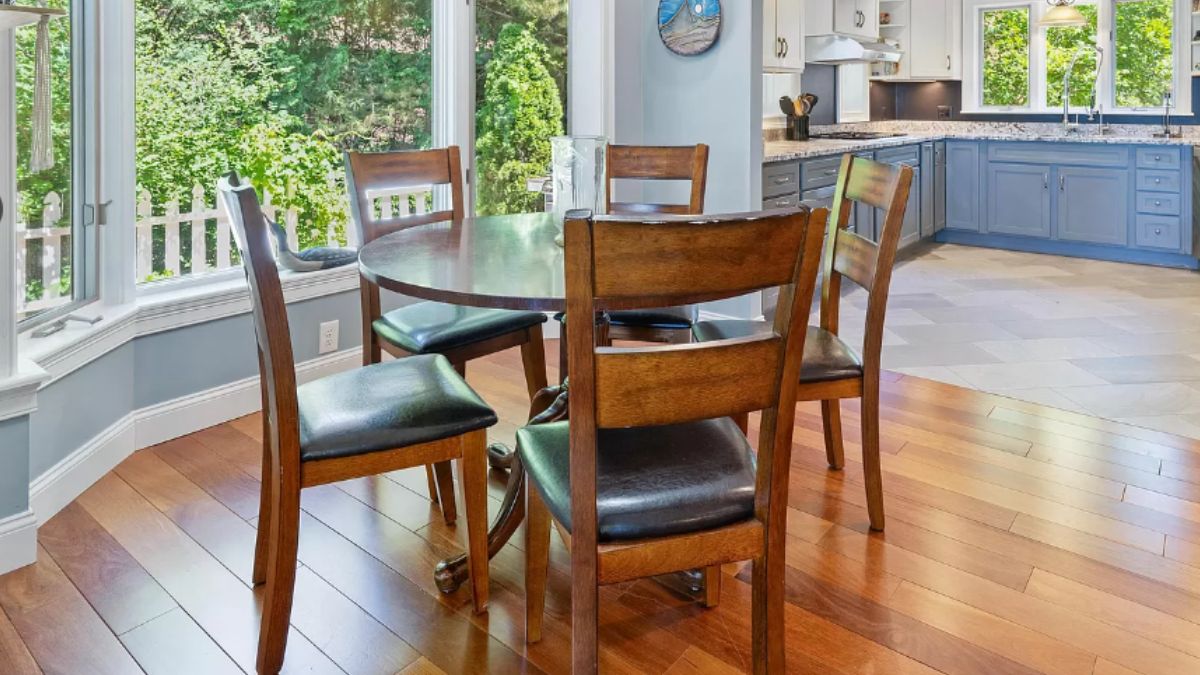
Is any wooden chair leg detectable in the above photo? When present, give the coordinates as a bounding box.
[751,545,786,673]
[433,461,457,525]
[703,566,722,608]
[460,430,490,613]
[256,479,300,675]
[520,325,549,402]
[821,399,846,470]
[525,482,551,644]
[861,382,885,532]
[252,419,273,586]
[424,465,440,505]
[732,412,750,436]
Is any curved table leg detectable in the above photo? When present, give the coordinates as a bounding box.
[435,383,570,594]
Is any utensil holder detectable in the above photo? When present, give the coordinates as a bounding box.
[787,115,809,141]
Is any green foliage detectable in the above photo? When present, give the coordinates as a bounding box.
[475,23,564,215]
[1045,5,1098,109]
[14,0,72,228]
[1114,0,1174,108]
[982,8,1029,107]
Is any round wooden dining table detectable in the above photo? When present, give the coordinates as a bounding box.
[358,212,571,595]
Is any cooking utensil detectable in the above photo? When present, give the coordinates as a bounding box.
[779,96,795,117]
[794,97,806,116]
[803,93,819,115]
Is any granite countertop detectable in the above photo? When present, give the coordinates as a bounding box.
[763,121,1200,162]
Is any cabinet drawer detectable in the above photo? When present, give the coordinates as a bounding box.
[988,142,1128,168]
[1136,170,1180,193]
[763,162,800,198]
[1136,147,1182,170]
[763,193,800,210]
[1135,214,1182,250]
[1135,191,1181,215]
[801,156,843,190]
[875,145,920,166]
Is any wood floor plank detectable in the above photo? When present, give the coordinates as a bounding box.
[398,656,448,675]
[988,406,1198,467]
[38,501,177,636]
[1024,569,1200,660]
[76,472,342,675]
[0,605,41,675]
[887,581,1096,675]
[1124,485,1200,523]
[662,646,745,675]
[119,607,241,675]
[0,546,142,675]
[1027,442,1163,476]
[151,435,263,520]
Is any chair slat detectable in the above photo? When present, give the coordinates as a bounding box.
[830,228,879,290]
[594,337,783,428]
[591,211,809,302]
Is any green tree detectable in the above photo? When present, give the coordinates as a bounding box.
[475,23,564,215]
[982,8,1029,107]
[1114,0,1173,108]
[1045,4,1098,109]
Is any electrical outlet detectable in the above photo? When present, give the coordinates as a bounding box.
[318,320,339,355]
[936,105,951,120]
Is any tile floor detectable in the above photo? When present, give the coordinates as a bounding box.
[833,244,1200,439]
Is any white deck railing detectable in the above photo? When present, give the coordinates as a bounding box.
[17,175,435,314]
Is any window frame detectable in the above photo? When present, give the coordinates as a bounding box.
[962,0,1193,115]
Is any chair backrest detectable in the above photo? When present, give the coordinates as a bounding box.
[217,174,301,482]
[562,206,827,550]
[345,146,465,245]
[605,144,709,215]
[821,155,914,373]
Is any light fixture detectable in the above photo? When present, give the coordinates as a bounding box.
[1039,0,1088,27]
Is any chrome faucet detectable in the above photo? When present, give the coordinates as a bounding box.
[1063,45,1103,133]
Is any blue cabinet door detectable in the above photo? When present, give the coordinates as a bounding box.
[945,141,980,231]
[987,163,1051,237]
[1056,166,1130,246]
[900,167,922,249]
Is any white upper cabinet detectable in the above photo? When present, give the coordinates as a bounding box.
[809,0,878,40]
[907,0,961,79]
[765,0,806,73]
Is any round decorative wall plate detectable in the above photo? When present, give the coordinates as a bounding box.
[658,0,721,57]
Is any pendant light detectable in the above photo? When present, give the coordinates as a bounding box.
[1039,0,1088,27]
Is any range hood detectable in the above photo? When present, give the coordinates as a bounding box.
[805,35,902,64]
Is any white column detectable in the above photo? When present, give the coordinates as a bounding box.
[432,0,475,213]
[97,0,137,305]
[0,31,17,380]
[568,0,616,138]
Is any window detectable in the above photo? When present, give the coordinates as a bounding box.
[1045,3,1098,108]
[982,7,1031,107]
[15,0,95,325]
[1113,0,1174,107]
[964,0,1192,114]
[133,1,434,286]
[474,1,568,216]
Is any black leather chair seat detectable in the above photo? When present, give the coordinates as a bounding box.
[692,321,863,383]
[607,306,695,330]
[297,354,497,462]
[516,418,757,542]
[374,301,547,355]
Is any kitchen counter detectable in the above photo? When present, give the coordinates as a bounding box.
[764,121,1200,162]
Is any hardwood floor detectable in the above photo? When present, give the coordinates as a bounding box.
[5,340,1200,674]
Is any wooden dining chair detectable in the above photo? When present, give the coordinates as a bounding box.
[218,175,497,675]
[602,144,710,345]
[521,206,827,673]
[692,155,914,532]
[346,146,549,523]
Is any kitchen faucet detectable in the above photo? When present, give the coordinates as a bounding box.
[1062,45,1103,133]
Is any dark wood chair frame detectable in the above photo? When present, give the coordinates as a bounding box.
[346,146,549,523]
[602,143,710,345]
[525,207,828,674]
[218,177,492,675]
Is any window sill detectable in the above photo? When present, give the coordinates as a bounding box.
[21,265,360,385]
[0,360,51,423]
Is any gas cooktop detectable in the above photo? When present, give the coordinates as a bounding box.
[808,132,907,140]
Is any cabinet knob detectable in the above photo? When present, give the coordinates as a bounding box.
[1154,155,1161,161]
[1155,227,1163,235]
[1155,177,1162,184]
[1155,200,1162,206]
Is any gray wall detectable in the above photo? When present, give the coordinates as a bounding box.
[0,417,31,517]
[26,288,361,484]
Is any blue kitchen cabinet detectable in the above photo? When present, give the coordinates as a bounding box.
[945,141,981,232]
[1056,166,1130,246]
[987,163,1051,238]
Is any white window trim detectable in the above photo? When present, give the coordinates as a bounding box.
[961,0,1193,115]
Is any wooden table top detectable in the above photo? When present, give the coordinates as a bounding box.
[357,212,566,312]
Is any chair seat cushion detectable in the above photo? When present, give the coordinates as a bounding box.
[374,302,547,355]
[607,306,695,330]
[516,418,757,542]
[297,354,497,463]
[692,321,863,384]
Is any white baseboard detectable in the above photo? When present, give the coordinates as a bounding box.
[28,348,360,532]
[0,510,38,574]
